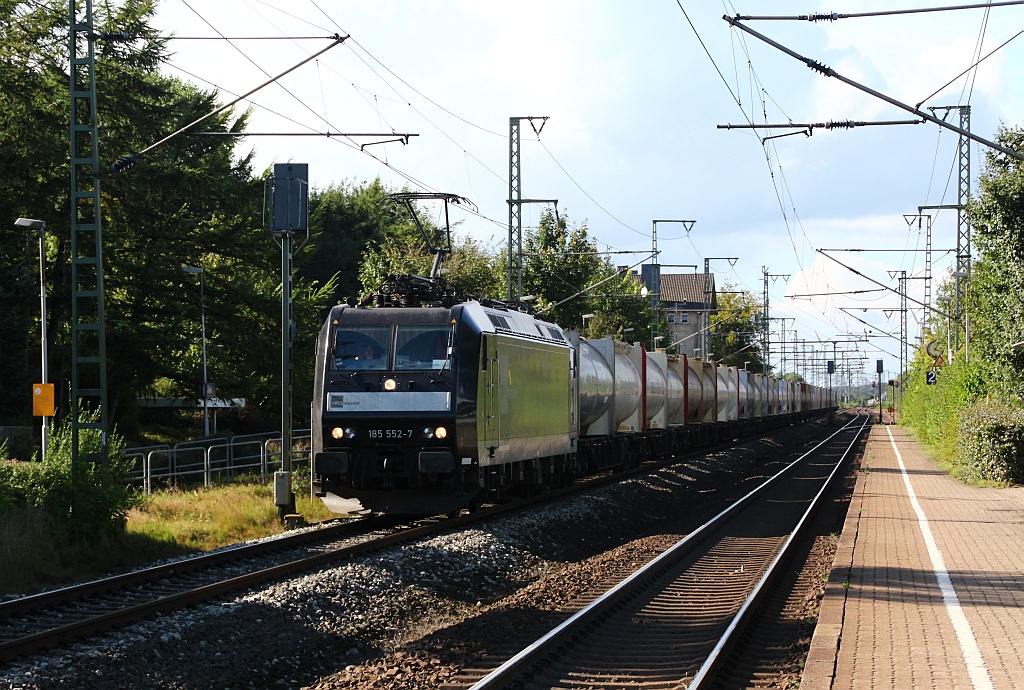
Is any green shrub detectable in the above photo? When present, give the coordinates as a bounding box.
[901,353,986,463]
[0,415,140,543]
[955,398,1024,484]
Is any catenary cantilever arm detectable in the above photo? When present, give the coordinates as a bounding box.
[723,16,1023,161]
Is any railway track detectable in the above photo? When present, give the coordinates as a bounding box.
[0,513,420,662]
[0,422,802,666]
[464,414,869,689]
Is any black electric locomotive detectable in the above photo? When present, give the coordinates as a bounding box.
[311,283,578,515]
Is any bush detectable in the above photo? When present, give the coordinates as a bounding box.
[955,398,1024,484]
[901,353,986,463]
[0,415,140,543]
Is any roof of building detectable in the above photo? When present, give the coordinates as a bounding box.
[660,273,717,310]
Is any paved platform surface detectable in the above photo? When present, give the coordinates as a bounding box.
[802,423,1024,690]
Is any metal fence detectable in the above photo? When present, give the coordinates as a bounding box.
[124,430,312,493]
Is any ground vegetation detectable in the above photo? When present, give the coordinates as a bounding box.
[900,126,1024,483]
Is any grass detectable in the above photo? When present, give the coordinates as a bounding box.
[128,480,335,551]
[0,478,337,596]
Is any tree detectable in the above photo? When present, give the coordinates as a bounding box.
[898,125,1020,476]
[359,232,503,300]
[1,1,80,424]
[707,285,766,370]
[303,179,419,306]
[577,266,654,345]
[0,1,332,438]
[521,211,649,336]
[350,207,649,338]
[965,125,1024,402]
[328,182,506,300]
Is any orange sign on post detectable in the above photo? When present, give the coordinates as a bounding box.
[32,383,54,417]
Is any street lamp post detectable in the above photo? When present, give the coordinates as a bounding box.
[952,269,970,363]
[938,296,953,364]
[16,218,49,459]
[582,313,596,334]
[182,266,209,436]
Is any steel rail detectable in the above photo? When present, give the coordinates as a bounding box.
[0,516,384,618]
[469,414,865,689]
[688,414,869,688]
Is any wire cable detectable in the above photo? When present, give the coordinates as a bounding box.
[536,139,648,240]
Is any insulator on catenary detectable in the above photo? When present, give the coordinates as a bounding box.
[806,60,834,76]
[826,120,856,130]
[107,154,138,175]
[94,31,134,42]
[808,13,839,22]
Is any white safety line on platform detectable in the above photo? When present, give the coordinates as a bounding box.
[885,426,994,690]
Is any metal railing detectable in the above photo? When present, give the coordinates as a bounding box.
[125,430,311,493]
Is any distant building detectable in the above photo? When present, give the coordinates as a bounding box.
[638,271,717,358]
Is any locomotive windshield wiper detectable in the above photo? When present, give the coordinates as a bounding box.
[430,350,453,383]
[435,329,456,377]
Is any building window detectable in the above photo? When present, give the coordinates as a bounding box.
[667,313,676,324]
[678,313,689,324]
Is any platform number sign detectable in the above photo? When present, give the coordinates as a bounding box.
[926,371,938,385]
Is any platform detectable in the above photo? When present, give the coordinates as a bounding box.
[802,424,1024,689]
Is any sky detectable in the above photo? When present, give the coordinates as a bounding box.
[151,0,1024,384]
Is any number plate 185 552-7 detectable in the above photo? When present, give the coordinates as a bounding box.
[368,429,414,440]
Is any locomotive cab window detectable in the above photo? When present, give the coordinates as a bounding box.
[334,326,390,370]
[395,325,451,370]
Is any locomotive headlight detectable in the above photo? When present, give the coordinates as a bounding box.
[422,427,434,439]
[345,427,356,439]
[331,427,345,440]
[383,378,398,391]
[435,426,448,439]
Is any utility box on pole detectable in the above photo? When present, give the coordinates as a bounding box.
[271,163,308,520]
[271,163,308,238]
[876,359,884,424]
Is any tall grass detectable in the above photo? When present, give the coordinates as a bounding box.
[0,502,201,593]
[0,477,336,595]
[128,480,334,551]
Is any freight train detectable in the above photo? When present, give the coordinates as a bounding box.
[310,273,835,516]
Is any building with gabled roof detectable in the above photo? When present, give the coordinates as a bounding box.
[641,271,718,358]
